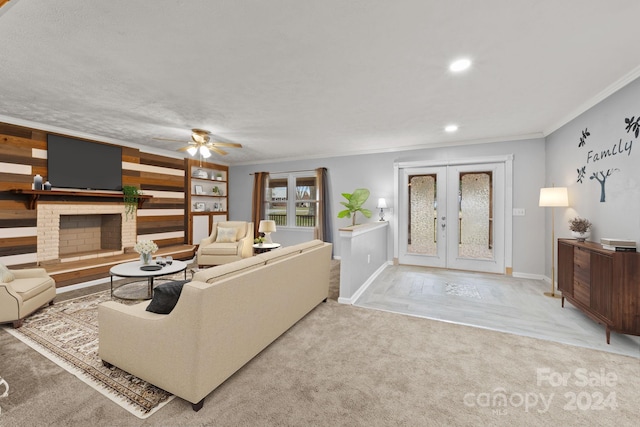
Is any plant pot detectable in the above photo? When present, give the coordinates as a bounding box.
[571,230,591,242]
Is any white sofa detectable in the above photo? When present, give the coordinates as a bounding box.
[98,239,332,411]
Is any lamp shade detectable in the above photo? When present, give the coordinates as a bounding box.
[186,146,198,156]
[376,198,388,209]
[199,146,211,158]
[539,187,569,207]
[258,220,277,233]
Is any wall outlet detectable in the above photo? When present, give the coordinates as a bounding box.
[367,254,371,264]
[513,208,525,216]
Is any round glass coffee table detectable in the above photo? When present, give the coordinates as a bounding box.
[110,259,188,300]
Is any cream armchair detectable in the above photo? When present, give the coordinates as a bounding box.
[197,221,254,267]
[0,265,56,328]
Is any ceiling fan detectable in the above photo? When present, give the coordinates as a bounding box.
[153,129,242,158]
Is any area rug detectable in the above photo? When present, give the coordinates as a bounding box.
[3,291,174,419]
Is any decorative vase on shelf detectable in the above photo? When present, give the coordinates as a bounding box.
[571,230,591,242]
[33,174,43,190]
[140,252,152,265]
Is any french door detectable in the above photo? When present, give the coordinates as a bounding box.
[397,161,506,274]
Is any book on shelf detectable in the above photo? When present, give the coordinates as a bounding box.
[600,238,636,246]
[601,244,637,252]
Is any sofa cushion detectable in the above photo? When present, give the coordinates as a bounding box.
[201,242,239,256]
[192,257,265,284]
[10,277,55,300]
[146,280,189,314]
[215,227,237,243]
[0,263,15,283]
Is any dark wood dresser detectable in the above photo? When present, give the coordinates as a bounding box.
[557,238,640,343]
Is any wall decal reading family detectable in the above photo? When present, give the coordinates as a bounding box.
[575,117,636,202]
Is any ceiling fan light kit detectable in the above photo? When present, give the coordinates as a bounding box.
[154,128,242,158]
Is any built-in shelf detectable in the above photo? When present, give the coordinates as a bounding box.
[10,189,152,210]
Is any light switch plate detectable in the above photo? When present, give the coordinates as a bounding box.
[513,208,525,216]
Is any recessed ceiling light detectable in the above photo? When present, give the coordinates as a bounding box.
[449,58,471,72]
[445,125,459,133]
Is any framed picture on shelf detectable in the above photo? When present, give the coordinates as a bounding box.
[194,185,204,195]
[194,202,206,212]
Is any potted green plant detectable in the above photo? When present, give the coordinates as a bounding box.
[568,217,592,242]
[122,185,142,220]
[337,188,372,226]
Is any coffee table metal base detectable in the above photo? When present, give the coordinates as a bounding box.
[110,260,188,301]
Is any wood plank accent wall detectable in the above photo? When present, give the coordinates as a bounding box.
[0,122,186,267]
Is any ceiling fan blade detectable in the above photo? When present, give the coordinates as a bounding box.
[210,142,243,148]
[177,145,195,152]
[209,146,228,155]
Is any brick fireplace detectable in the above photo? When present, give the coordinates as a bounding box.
[37,203,136,264]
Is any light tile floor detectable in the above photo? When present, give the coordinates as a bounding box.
[354,265,640,358]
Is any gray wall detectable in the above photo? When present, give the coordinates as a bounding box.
[230,137,547,276]
[339,222,389,302]
[544,77,640,278]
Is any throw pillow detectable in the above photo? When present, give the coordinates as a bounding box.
[0,263,15,283]
[146,280,189,314]
[215,227,237,243]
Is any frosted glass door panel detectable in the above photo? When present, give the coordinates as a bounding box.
[398,167,446,268]
[446,163,504,274]
[408,175,437,256]
[458,172,493,260]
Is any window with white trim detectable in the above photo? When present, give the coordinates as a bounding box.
[265,173,318,228]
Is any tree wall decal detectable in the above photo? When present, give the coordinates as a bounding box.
[589,169,619,202]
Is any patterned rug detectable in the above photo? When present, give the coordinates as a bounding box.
[3,291,174,419]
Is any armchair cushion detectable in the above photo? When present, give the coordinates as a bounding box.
[0,263,15,282]
[10,277,56,300]
[215,227,238,243]
[201,243,239,256]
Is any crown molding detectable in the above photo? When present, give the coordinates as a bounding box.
[543,65,640,136]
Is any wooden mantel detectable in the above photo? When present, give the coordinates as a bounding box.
[10,189,153,210]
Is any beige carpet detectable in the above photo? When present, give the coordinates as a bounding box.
[0,260,638,426]
[3,290,174,419]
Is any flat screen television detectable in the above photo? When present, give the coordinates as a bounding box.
[47,134,122,191]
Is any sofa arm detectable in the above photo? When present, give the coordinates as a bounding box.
[97,298,202,403]
[199,226,218,248]
[238,225,254,258]
[0,284,21,323]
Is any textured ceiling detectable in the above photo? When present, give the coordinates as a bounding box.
[1,0,639,165]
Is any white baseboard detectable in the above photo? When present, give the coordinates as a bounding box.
[338,261,391,305]
[512,271,546,281]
